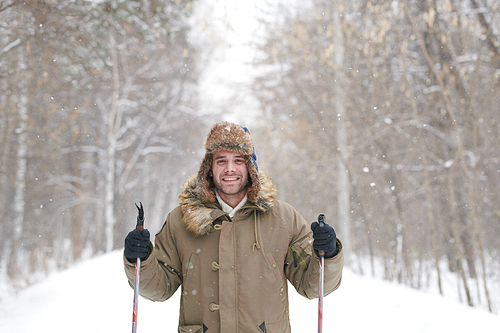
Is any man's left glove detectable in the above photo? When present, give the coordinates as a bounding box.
[124,228,151,263]
[311,221,338,258]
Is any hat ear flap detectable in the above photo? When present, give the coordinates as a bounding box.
[245,156,261,203]
[196,154,216,203]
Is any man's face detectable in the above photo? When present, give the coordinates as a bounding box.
[211,150,249,206]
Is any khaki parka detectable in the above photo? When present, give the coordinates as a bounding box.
[124,174,344,333]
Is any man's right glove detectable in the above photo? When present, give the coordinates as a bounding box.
[124,228,151,263]
[311,220,338,259]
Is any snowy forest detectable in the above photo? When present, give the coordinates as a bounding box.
[1,0,499,316]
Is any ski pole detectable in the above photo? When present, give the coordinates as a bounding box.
[132,202,145,333]
[317,214,326,333]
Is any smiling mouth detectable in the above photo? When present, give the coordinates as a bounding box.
[222,177,239,181]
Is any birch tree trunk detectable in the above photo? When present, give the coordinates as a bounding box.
[468,111,492,312]
[104,35,121,253]
[422,153,443,295]
[10,55,29,280]
[333,0,351,262]
[0,87,13,221]
[447,170,473,307]
[0,88,12,285]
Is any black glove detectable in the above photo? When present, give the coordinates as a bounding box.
[311,220,338,258]
[124,228,151,263]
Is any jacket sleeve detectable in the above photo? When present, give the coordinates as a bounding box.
[123,210,183,302]
[284,206,344,299]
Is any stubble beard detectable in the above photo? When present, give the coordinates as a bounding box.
[213,171,250,199]
[214,179,249,198]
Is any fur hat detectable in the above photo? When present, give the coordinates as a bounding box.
[195,121,261,204]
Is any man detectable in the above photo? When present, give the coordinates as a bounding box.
[124,121,344,333]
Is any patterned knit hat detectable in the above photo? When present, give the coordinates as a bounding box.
[196,121,261,203]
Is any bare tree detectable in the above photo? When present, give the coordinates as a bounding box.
[251,0,500,312]
[0,0,204,294]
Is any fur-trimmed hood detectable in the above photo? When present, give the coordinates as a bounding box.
[179,172,277,236]
[178,121,277,235]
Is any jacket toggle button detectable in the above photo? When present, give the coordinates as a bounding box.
[211,261,220,272]
[209,302,220,312]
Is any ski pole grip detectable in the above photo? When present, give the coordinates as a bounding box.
[318,214,325,227]
[135,202,145,231]
[317,214,325,256]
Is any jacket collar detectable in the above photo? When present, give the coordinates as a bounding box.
[216,191,247,218]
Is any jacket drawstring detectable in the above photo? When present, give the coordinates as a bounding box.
[252,210,261,251]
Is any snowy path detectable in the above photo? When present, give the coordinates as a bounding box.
[0,251,498,332]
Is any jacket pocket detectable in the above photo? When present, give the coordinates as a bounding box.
[261,319,291,333]
[290,235,313,270]
[179,325,203,333]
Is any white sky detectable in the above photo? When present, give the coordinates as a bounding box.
[190,0,265,125]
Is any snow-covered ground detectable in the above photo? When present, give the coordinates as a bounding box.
[0,251,499,332]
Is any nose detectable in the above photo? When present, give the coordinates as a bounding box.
[225,160,236,173]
